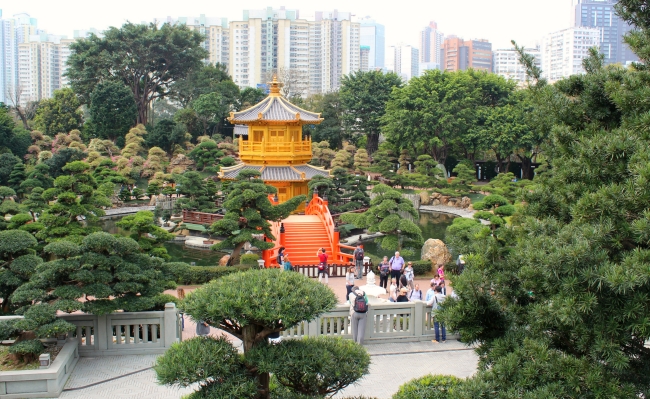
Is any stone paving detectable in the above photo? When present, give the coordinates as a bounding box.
[50,340,477,399]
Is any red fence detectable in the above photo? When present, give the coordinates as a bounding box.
[181,210,223,225]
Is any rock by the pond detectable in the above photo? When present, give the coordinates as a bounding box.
[460,196,472,209]
[219,255,230,266]
[419,191,430,206]
[421,239,452,271]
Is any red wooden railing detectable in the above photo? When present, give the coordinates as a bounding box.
[182,210,223,225]
[305,193,355,264]
[262,220,283,268]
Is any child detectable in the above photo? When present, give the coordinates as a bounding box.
[283,254,293,272]
[437,264,445,281]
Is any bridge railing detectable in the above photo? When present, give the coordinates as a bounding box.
[262,219,283,268]
[181,210,223,225]
[305,193,344,263]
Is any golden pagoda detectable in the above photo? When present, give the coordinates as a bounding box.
[219,77,330,208]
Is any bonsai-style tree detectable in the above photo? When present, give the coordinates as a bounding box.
[341,184,423,255]
[449,163,476,195]
[7,162,27,198]
[116,211,174,259]
[155,269,369,399]
[0,186,16,201]
[412,154,444,188]
[353,148,371,173]
[209,170,305,265]
[0,230,41,314]
[173,171,218,213]
[38,161,111,243]
[20,163,54,193]
[187,139,224,170]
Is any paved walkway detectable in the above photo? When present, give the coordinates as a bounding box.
[51,340,477,399]
[420,204,490,225]
[102,206,155,217]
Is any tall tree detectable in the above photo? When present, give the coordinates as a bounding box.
[209,170,305,265]
[7,162,27,198]
[0,230,40,314]
[146,119,187,156]
[237,87,267,111]
[172,63,239,108]
[340,70,403,154]
[304,92,345,149]
[32,88,83,136]
[66,22,208,124]
[89,81,137,142]
[0,153,20,185]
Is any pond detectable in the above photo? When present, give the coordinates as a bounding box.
[96,217,228,266]
[359,211,457,262]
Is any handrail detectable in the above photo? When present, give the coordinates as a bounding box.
[262,219,282,268]
[305,193,340,262]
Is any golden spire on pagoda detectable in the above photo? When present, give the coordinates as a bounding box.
[268,75,283,96]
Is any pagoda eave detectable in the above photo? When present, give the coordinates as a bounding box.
[227,118,323,126]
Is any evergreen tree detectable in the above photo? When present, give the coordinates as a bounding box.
[116,211,174,259]
[353,148,370,173]
[38,161,111,243]
[20,163,54,194]
[0,230,40,314]
[7,162,26,197]
[21,187,47,222]
[209,170,305,265]
[155,269,369,399]
[341,184,423,255]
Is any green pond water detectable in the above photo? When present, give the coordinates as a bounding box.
[98,211,456,266]
[358,211,457,263]
[97,217,227,266]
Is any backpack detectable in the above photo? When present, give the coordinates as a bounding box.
[355,249,364,260]
[353,292,368,313]
[276,252,283,264]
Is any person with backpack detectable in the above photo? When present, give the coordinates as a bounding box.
[427,285,447,343]
[388,251,405,286]
[277,247,285,267]
[345,266,355,301]
[353,245,365,279]
[409,283,423,301]
[317,248,329,284]
[378,256,390,289]
[348,286,369,344]
[283,254,293,272]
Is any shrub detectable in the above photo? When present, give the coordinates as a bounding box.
[220,156,235,167]
[8,339,44,362]
[493,204,516,216]
[240,253,260,265]
[0,320,19,340]
[471,201,486,210]
[489,215,505,226]
[411,260,432,276]
[482,194,509,208]
[473,211,493,220]
[176,265,250,285]
[393,374,463,399]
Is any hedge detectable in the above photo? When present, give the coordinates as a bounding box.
[240,253,260,265]
[177,265,251,285]
[393,374,463,399]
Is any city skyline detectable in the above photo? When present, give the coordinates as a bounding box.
[1,0,574,51]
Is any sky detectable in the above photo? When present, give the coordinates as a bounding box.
[1,0,574,50]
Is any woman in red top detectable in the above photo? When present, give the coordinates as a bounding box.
[317,248,329,284]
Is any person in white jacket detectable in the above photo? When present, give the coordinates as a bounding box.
[426,285,447,343]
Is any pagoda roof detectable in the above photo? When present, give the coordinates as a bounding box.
[219,163,330,181]
[228,77,323,125]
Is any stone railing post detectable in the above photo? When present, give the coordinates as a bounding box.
[163,303,179,347]
[414,301,424,338]
[97,314,108,351]
[308,318,319,337]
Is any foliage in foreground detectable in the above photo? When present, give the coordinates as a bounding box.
[156,269,368,399]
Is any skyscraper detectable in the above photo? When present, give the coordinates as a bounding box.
[572,0,637,65]
[419,21,444,64]
[0,11,38,105]
[493,45,542,85]
[541,27,600,82]
[440,36,493,72]
[391,43,419,81]
[360,45,370,72]
[164,15,229,66]
[359,17,385,70]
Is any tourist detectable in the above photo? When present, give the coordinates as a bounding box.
[439,280,447,295]
[277,247,285,266]
[425,282,436,305]
[396,287,409,302]
[349,286,369,344]
[317,248,329,284]
[388,251,405,285]
[437,264,445,281]
[345,266,355,301]
[353,244,365,279]
[196,319,210,337]
[404,262,415,291]
[399,272,408,290]
[430,274,442,287]
[283,254,293,272]
[428,285,447,343]
[388,278,398,302]
[378,256,390,289]
[409,283,423,301]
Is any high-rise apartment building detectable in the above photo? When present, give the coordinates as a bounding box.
[493,45,542,84]
[0,10,38,105]
[541,27,600,82]
[360,45,370,72]
[164,15,229,66]
[440,36,493,72]
[359,16,385,70]
[572,0,637,65]
[419,21,444,64]
[391,43,419,81]
[225,8,359,96]
[17,33,73,105]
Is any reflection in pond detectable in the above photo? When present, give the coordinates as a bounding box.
[359,211,457,261]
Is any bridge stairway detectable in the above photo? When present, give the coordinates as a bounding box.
[281,215,333,265]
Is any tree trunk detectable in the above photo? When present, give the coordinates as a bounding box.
[227,241,246,266]
[517,155,533,180]
[242,325,271,399]
[366,133,379,155]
